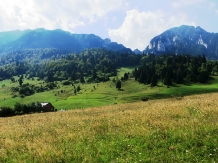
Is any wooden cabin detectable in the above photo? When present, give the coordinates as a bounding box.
[41,102,55,112]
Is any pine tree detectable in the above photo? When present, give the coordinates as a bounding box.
[18,77,23,86]
[163,72,172,86]
[150,74,158,87]
[116,80,121,90]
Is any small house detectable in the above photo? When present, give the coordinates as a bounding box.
[41,102,55,112]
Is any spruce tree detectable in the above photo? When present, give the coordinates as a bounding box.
[116,80,121,90]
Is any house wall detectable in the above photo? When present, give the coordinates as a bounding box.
[43,103,54,112]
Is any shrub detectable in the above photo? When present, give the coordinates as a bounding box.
[141,97,148,101]
[62,80,71,85]
[0,107,15,117]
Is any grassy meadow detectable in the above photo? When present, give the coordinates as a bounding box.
[0,92,218,162]
[1,67,218,110]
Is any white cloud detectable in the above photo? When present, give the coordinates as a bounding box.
[108,9,195,51]
[0,0,125,32]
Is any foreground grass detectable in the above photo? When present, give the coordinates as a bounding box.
[0,93,218,162]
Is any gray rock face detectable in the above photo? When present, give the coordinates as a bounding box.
[144,25,218,59]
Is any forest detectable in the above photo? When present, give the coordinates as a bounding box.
[0,48,141,82]
[133,54,217,86]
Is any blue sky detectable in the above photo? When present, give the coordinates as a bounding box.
[0,0,218,50]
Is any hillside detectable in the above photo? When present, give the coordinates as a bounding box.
[0,93,217,162]
[144,25,218,59]
[0,28,132,53]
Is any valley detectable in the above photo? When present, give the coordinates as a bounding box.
[1,66,218,110]
[0,25,218,162]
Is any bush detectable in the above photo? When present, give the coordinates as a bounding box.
[19,86,35,96]
[0,107,15,117]
[62,80,71,85]
[141,97,148,101]
[46,82,57,90]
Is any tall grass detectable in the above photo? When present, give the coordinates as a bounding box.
[0,93,218,162]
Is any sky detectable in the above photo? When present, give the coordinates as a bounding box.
[0,0,218,51]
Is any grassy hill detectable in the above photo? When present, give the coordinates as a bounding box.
[1,66,218,110]
[0,92,217,162]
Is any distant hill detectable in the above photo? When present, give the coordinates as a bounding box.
[144,25,218,59]
[0,28,132,53]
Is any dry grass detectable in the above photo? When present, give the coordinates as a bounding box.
[0,93,218,162]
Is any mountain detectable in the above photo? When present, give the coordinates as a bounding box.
[0,28,132,53]
[144,25,218,59]
[133,49,142,54]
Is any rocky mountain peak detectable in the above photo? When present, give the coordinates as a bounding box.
[144,25,218,59]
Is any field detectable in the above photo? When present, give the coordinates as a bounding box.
[0,92,218,162]
[1,67,218,110]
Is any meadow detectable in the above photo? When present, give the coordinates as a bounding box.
[0,92,217,162]
[1,66,218,110]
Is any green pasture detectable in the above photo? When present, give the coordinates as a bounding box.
[0,67,218,109]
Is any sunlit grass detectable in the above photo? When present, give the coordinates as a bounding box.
[1,67,218,110]
[0,93,218,162]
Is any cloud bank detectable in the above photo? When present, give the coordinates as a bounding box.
[0,0,125,32]
[0,0,217,51]
[108,9,195,51]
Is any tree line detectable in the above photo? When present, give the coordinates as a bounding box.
[0,102,56,117]
[0,48,141,83]
[133,54,217,86]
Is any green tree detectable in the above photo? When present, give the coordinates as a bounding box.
[150,74,158,87]
[76,85,81,92]
[80,74,85,83]
[14,103,23,114]
[163,72,172,86]
[92,68,97,80]
[197,70,209,83]
[116,80,121,90]
[18,77,23,86]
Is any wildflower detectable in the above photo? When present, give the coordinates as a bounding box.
[169,146,174,150]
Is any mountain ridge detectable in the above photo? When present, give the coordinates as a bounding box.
[0,28,132,54]
[144,25,218,59]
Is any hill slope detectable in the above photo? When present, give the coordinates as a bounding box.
[0,92,217,162]
[144,25,218,59]
[0,28,132,53]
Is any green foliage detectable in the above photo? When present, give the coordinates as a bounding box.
[1,66,218,110]
[150,74,158,87]
[116,80,121,90]
[18,76,23,86]
[76,85,81,92]
[134,54,214,85]
[62,80,71,85]
[19,85,35,96]
[0,102,54,117]
[46,82,57,90]
[163,72,172,86]
[0,107,15,117]
[0,48,141,84]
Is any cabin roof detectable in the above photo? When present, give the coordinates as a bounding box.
[41,102,50,107]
